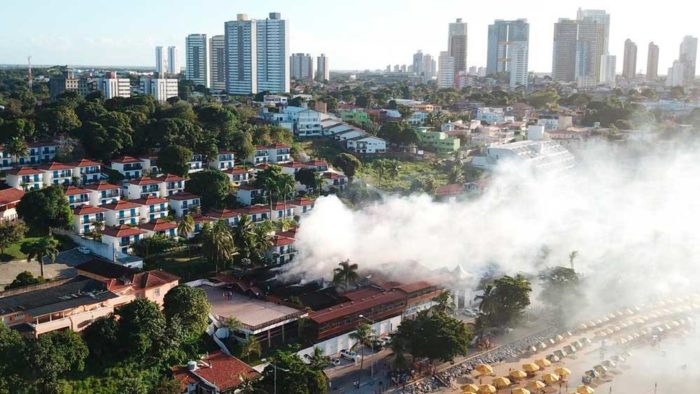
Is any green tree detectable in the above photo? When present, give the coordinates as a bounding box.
[308,347,330,371]
[131,234,178,258]
[332,153,362,180]
[393,309,471,363]
[475,274,532,328]
[0,221,25,255]
[254,350,329,394]
[82,316,119,363]
[201,220,237,272]
[19,236,59,278]
[0,322,26,392]
[16,186,72,234]
[295,167,319,192]
[26,330,89,391]
[157,145,193,177]
[5,136,28,163]
[177,214,195,239]
[116,299,168,361]
[432,290,455,315]
[447,164,465,184]
[5,271,45,290]
[332,259,359,289]
[350,323,373,379]
[163,285,211,343]
[539,266,583,324]
[185,170,231,211]
[240,335,262,361]
[232,215,258,264]
[36,105,82,138]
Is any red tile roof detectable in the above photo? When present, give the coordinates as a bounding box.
[392,281,435,295]
[70,159,102,167]
[309,290,406,324]
[306,160,328,167]
[239,204,270,215]
[323,171,345,180]
[270,235,295,247]
[205,209,240,220]
[74,205,107,215]
[172,352,259,392]
[102,225,145,237]
[223,167,251,175]
[38,161,73,171]
[84,181,120,191]
[290,198,315,206]
[129,196,168,205]
[7,167,43,175]
[100,200,142,210]
[258,143,290,149]
[280,162,308,169]
[0,188,24,205]
[168,192,199,201]
[128,177,162,186]
[435,184,464,197]
[238,185,262,191]
[193,214,214,224]
[111,156,142,164]
[139,219,177,232]
[64,186,90,196]
[157,173,185,182]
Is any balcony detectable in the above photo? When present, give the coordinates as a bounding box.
[81,167,101,174]
[123,164,143,171]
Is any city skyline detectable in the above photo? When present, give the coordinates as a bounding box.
[1,0,699,75]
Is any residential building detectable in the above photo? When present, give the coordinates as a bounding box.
[209,35,226,93]
[172,352,260,394]
[102,225,145,254]
[38,162,73,186]
[290,198,315,216]
[0,147,12,170]
[537,115,573,130]
[126,177,163,200]
[71,159,102,184]
[49,70,79,99]
[167,46,180,75]
[438,51,455,88]
[249,144,291,164]
[236,185,263,206]
[168,192,201,218]
[647,42,659,80]
[476,107,505,124]
[322,171,348,192]
[256,12,290,93]
[552,19,580,82]
[6,167,43,190]
[679,35,698,84]
[209,151,235,170]
[261,106,322,137]
[205,209,241,227]
[185,34,209,88]
[224,14,257,95]
[84,181,121,206]
[132,196,169,223]
[448,18,468,75]
[290,53,314,81]
[623,39,637,79]
[487,19,530,87]
[101,200,142,226]
[345,135,387,154]
[667,60,686,87]
[267,234,296,265]
[73,205,106,235]
[420,131,461,155]
[140,77,178,103]
[139,218,177,238]
[187,154,204,174]
[223,167,252,186]
[8,141,58,166]
[155,46,168,74]
[575,10,608,87]
[316,53,330,82]
[159,174,186,196]
[599,54,617,87]
[97,72,130,99]
[0,188,24,221]
[471,140,575,173]
[65,186,91,209]
[110,156,144,179]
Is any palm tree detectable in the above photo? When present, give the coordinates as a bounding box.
[91,221,104,241]
[177,214,195,240]
[332,259,359,289]
[350,323,373,382]
[308,347,330,371]
[233,215,257,264]
[275,218,296,233]
[432,290,456,315]
[474,283,497,324]
[253,224,273,265]
[386,160,400,180]
[389,336,410,370]
[202,220,237,272]
[240,335,261,361]
[189,205,201,216]
[264,177,279,221]
[20,236,59,278]
[568,250,579,270]
[448,164,465,184]
[278,175,296,217]
[313,172,325,196]
[6,136,28,165]
[372,160,387,187]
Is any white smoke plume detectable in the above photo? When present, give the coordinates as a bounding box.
[286,137,700,308]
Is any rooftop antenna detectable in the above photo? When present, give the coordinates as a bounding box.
[27,56,33,90]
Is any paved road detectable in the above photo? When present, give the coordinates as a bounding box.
[327,347,395,393]
[0,248,92,288]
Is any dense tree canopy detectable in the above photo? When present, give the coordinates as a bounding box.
[16,186,72,234]
[185,170,231,211]
[157,144,193,177]
[163,285,211,343]
[393,309,472,362]
[254,350,329,394]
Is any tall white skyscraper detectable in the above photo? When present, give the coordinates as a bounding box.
[256,12,290,93]
[225,14,257,95]
[486,19,530,87]
[679,35,698,84]
[185,34,209,87]
[622,39,637,79]
[599,54,617,87]
[209,35,226,93]
[666,60,686,87]
[438,51,455,88]
[167,46,180,74]
[575,9,608,87]
[290,53,314,81]
[576,8,610,53]
[155,46,167,74]
[316,54,329,82]
[647,42,659,80]
[422,54,436,80]
[448,19,468,75]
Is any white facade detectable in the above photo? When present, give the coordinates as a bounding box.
[209,35,226,93]
[155,46,168,74]
[6,168,43,191]
[316,54,330,82]
[209,152,235,170]
[261,106,322,137]
[667,60,686,87]
[509,40,529,87]
[73,206,106,235]
[168,193,201,218]
[256,12,290,93]
[472,140,575,173]
[102,201,142,227]
[291,53,314,81]
[167,46,180,74]
[140,78,179,102]
[476,107,506,124]
[599,54,617,87]
[345,136,387,154]
[438,51,455,88]
[225,14,257,95]
[97,77,130,99]
[186,34,209,87]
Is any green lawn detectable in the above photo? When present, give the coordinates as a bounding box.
[299,139,345,162]
[145,250,214,282]
[359,158,450,193]
[0,234,77,262]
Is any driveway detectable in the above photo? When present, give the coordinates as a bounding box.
[0,248,93,289]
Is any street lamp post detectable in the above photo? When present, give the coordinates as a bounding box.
[261,358,289,394]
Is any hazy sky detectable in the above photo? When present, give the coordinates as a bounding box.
[0,0,698,73]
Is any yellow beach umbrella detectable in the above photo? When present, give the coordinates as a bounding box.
[475,364,494,375]
[461,383,479,393]
[535,358,551,368]
[555,367,572,377]
[543,373,560,385]
[493,377,511,389]
[522,363,541,373]
[509,370,528,380]
[512,389,531,394]
[478,384,496,394]
[526,380,546,391]
[577,385,595,394]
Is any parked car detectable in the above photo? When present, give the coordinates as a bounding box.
[77,246,91,254]
[340,349,358,361]
[330,357,341,366]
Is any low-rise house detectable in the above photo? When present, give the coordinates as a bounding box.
[73,205,106,235]
[223,167,252,186]
[420,130,461,155]
[64,186,91,209]
[305,160,329,172]
[475,107,506,124]
[131,196,169,223]
[110,156,145,179]
[125,177,163,199]
[236,185,264,206]
[159,174,186,196]
[0,188,24,221]
[101,200,142,226]
[279,161,308,176]
[434,184,465,202]
[240,203,294,223]
[172,352,260,394]
[84,181,121,206]
[345,135,387,154]
[0,147,12,170]
[267,234,296,265]
[70,159,103,184]
[290,198,315,216]
[333,128,366,141]
[17,141,58,165]
[191,215,215,237]
[101,224,146,254]
[6,167,43,190]
[322,171,348,191]
[168,192,201,218]
[39,162,74,186]
[139,218,177,238]
[209,151,235,170]
[205,209,241,227]
[249,144,291,164]
[188,154,204,173]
